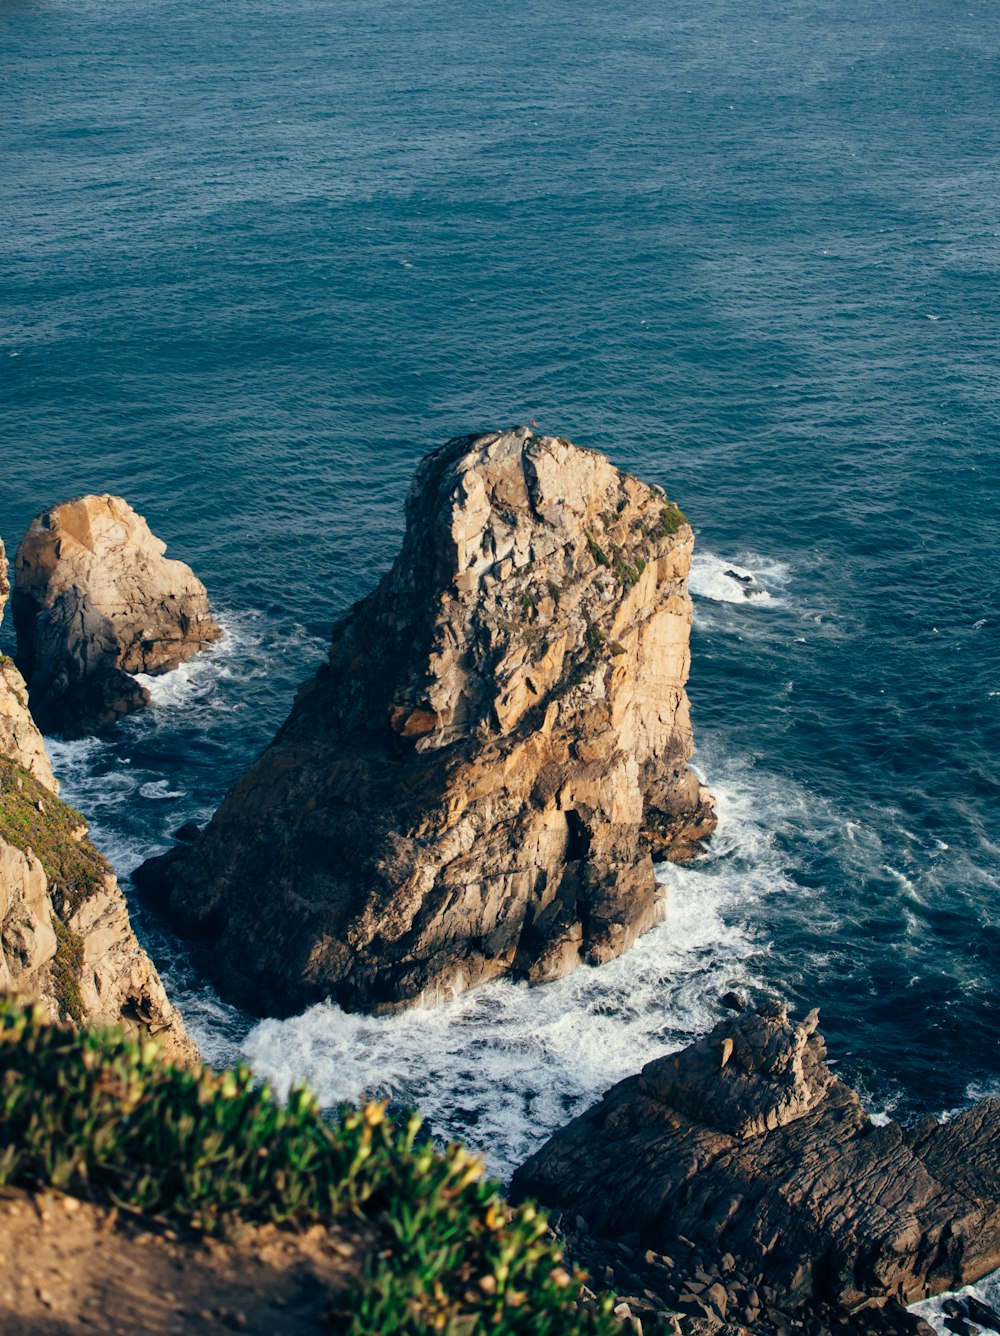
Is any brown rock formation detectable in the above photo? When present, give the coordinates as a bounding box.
[0,759,196,1067]
[143,428,715,1016]
[13,494,220,737]
[1,539,58,790]
[511,1003,1000,1327]
[0,539,195,1063]
[0,841,57,1002]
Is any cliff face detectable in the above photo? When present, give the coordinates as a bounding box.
[1,540,58,790]
[13,494,220,737]
[0,539,195,1063]
[151,429,715,1016]
[511,1004,1000,1325]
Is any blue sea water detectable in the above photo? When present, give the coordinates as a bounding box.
[2,0,999,1219]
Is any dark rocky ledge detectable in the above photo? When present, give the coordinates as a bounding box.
[511,1002,1000,1335]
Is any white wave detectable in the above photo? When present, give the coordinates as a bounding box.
[138,779,185,800]
[912,1270,1000,1333]
[43,734,106,783]
[689,551,789,606]
[132,613,263,711]
[966,1078,1000,1104]
[241,760,803,1180]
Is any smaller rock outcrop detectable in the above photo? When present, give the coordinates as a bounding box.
[0,758,196,1066]
[13,495,220,736]
[512,1003,1000,1329]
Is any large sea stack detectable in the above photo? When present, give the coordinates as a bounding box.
[13,493,221,737]
[144,428,716,1016]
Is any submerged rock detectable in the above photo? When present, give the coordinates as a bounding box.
[13,494,220,736]
[142,427,715,1015]
[511,1003,1000,1326]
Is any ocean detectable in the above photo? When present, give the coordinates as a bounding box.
[3,0,998,1276]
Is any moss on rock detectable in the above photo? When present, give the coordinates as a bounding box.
[0,758,109,918]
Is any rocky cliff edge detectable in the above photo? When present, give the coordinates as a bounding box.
[0,538,195,1063]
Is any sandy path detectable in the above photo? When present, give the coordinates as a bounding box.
[0,1186,372,1334]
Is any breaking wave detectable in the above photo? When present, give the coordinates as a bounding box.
[240,758,802,1180]
[688,550,791,606]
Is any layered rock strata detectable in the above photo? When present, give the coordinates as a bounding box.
[0,541,195,1063]
[142,428,715,1015]
[511,1003,1000,1329]
[13,494,220,736]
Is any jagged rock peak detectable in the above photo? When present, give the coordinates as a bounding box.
[140,427,716,1016]
[639,1000,835,1138]
[13,494,221,737]
[360,427,702,752]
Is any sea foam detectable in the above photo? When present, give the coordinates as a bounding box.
[912,1269,1000,1335]
[240,759,798,1179]
[689,550,790,606]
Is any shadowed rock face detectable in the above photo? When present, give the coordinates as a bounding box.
[511,1004,1000,1324]
[142,428,715,1016]
[13,494,220,737]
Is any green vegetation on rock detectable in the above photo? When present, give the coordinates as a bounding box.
[50,917,85,1023]
[584,533,611,569]
[0,1001,619,1334]
[644,503,687,540]
[0,759,110,918]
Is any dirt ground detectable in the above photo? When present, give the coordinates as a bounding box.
[0,1186,374,1334]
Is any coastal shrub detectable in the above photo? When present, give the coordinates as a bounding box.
[0,1000,618,1334]
[49,918,85,1023]
[647,503,687,540]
